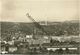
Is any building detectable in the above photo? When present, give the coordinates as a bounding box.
[8,45,17,53]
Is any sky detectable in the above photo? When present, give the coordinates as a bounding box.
[0,0,80,22]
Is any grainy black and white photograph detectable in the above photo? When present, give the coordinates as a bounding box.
[0,0,80,55]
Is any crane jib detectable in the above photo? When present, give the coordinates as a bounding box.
[26,13,49,35]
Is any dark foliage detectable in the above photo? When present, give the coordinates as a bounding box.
[1,20,79,40]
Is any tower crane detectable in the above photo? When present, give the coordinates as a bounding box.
[26,13,49,36]
[26,13,54,46]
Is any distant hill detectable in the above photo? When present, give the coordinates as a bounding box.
[1,20,79,40]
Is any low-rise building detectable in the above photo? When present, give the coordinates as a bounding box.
[9,45,17,53]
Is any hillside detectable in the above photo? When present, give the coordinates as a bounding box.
[1,20,79,40]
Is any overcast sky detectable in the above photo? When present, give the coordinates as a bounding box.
[0,0,79,22]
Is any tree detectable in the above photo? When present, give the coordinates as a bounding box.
[49,49,54,54]
[65,48,69,53]
[57,48,63,54]
[50,38,53,46]
[33,48,37,53]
